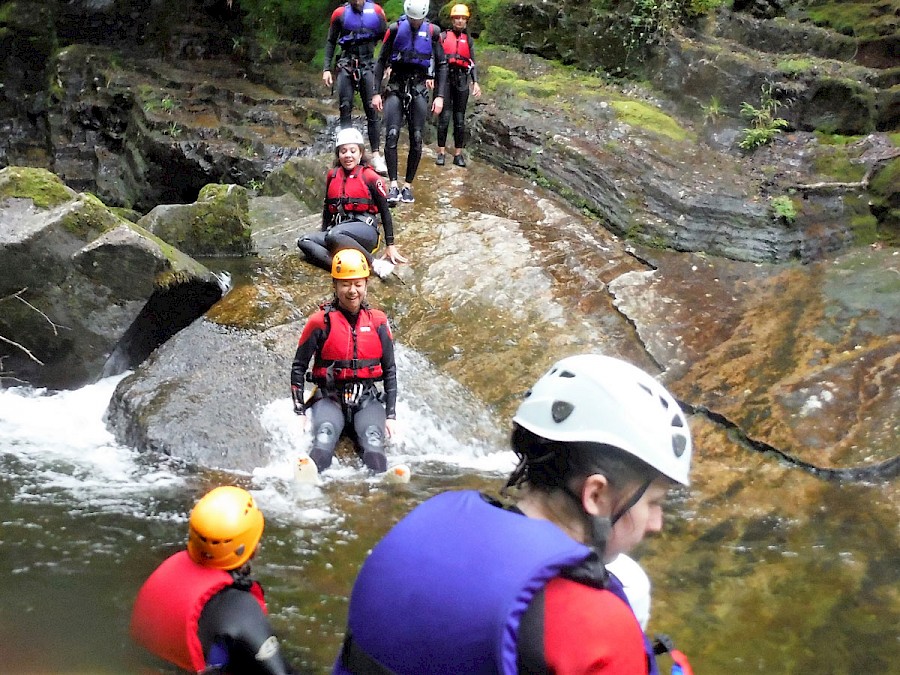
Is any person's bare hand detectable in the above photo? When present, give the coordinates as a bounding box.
[431,96,444,115]
[372,93,383,112]
[384,244,408,264]
[425,78,435,91]
[323,71,333,88]
[472,82,482,98]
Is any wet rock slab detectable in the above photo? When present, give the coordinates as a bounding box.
[610,246,900,471]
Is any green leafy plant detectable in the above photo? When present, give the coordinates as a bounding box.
[700,95,723,123]
[770,195,797,223]
[739,84,789,151]
[248,178,264,192]
[164,122,182,138]
[160,96,176,113]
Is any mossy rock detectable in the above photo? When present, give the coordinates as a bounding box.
[261,156,326,211]
[0,166,74,209]
[138,183,253,257]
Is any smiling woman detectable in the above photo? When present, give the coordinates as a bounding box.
[290,249,400,478]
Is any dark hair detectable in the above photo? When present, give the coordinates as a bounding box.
[505,424,661,508]
[332,146,371,168]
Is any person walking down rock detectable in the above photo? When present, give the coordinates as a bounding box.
[371,0,447,206]
[435,4,481,168]
[323,0,389,175]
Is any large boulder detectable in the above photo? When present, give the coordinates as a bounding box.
[138,183,253,256]
[0,166,223,388]
[105,319,297,471]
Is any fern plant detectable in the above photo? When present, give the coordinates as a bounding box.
[739,84,789,151]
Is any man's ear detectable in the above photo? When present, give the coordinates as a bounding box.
[581,473,612,517]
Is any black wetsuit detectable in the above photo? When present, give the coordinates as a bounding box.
[290,303,397,473]
[197,582,295,675]
[374,20,448,184]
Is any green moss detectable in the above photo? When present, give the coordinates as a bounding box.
[889,132,900,147]
[0,167,73,208]
[870,157,899,197]
[814,131,866,146]
[777,58,814,75]
[58,194,118,239]
[804,1,899,39]
[813,153,867,182]
[849,213,880,244]
[0,3,17,24]
[610,100,692,142]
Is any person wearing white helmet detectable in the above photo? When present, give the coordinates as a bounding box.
[322,0,389,175]
[333,353,694,674]
[371,0,447,206]
[297,127,407,273]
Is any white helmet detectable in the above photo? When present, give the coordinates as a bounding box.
[334,127,365,149]
[404,0,429,20]
[513,354,692,485]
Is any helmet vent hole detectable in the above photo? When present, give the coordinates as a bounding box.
[639,383,652,396]
[551,400,574,423]
[559,370,575,379]
[673,435,687,458]
[659,395,670,409]
[522,388,533,399]
[235,544,246,557]
[671,414,683,427]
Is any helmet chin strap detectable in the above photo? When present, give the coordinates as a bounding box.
[564,478,652,554]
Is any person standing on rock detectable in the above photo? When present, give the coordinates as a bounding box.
[291,249,398,476]
[323,0,389,175]
[297,128,406,273]
[333,353,693,674]
[372,0,447,206]
[130,486,296,675]
[435,4,481,168]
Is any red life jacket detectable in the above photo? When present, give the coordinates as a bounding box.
[130,551,266,673]
[441,30,472,69]
[310,305,387,384]
[325,165,380,216]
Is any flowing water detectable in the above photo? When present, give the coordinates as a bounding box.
[1,369,897,673]
[2,141,898,675]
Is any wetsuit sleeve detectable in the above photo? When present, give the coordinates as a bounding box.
[323,7,344,71]
[374,24,397,93]
[540,577,648,674]
[322,171,334,231]
[469,36,478,84]
[431,24,448,99]
[197,588,295,675]
[367,172,394,245]
[291,315,326,394]
[377,319,397,419]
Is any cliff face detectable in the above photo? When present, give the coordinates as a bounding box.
[1,0,896,257]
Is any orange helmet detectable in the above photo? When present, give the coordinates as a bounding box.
[187,486,264,570]
[332,248,370,279]
[450,3,470,18]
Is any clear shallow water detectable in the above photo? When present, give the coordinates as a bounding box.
[0,373,513,673]
[1,375,898,674]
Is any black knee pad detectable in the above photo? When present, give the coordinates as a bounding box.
[314,422,336,447]
[409,130,423,152]
[363,425,384,448]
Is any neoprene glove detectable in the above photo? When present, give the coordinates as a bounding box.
[291,385,305,415]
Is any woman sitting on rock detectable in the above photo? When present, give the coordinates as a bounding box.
[297,128,407,276]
